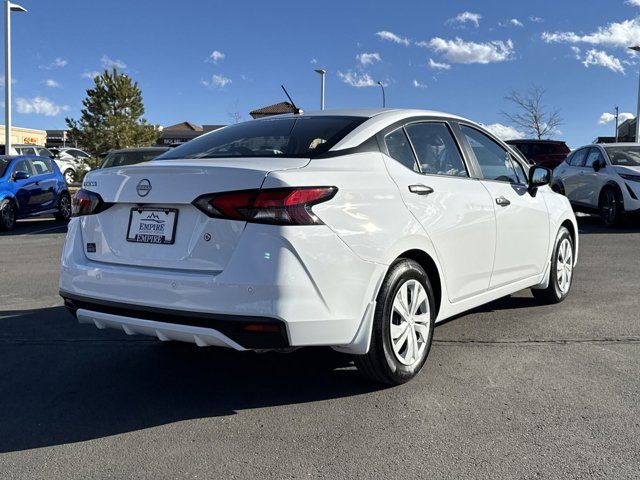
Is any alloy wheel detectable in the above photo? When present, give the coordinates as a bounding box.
[1,202,16,229]
[390,279,431,366]
[601,191,617,225]
[556,238,573,295]
[60,195,71,219]
[64,169,75,185]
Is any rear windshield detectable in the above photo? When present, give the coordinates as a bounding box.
[604,146,640,167]
[158,116,366,160]
[0,158,10,177]
[101,150,169,169]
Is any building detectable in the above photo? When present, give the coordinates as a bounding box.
[156,121,224,146]
[0,125,47,146]
[45,129,71,149]
[616,118,637,142]
[249,102,297,119]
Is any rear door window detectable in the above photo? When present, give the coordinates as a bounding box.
[405,122,468,177]
[30,158,54,175]
[384,128,419,171]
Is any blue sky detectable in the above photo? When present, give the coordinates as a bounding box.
[6,0,640,147]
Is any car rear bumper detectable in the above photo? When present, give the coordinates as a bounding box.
[60,218,386,351]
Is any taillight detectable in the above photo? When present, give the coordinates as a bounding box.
[192,187,337,225]
[71,189,112,217]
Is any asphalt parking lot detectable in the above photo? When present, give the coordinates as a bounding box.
[1,216,639,479]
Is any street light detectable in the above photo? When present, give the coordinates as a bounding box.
[629,45,640,143]
[377,81,386,108]
[4,1,27,154]
[314,69,325,110]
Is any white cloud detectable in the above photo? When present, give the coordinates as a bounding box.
[202,74,232,88]
[81,71,100,80]
[428,58,451,70]
[40,57,68,70]
[376,30,410,46]
[483,123,525,140]
[207,50,225,63]
[542,17,640,48]
[530,16,544,23]
[356,52,381,65]
[627,0,640,6]
[15,97,69,116]
[43,79,61,88]
[337,70,376,87]
[447,11,482,28]
[420,37,514,64]
[412,79,427,89]
[582,49,625,73]
[599,112,634,124]
[509,19,524,27]
[100,55,126,69]
[310,58,318,64]
[570,46,581,60]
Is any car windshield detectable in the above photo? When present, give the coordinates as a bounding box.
[158,116,366,160]
[0,158,11,177]
[604,146,640,167]
[102,150,168,169]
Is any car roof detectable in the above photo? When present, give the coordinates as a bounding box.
[505,139,567,144]
[273,108,465,121]
[598,143,640,147]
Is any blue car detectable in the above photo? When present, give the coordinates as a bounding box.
[0,155,71,231]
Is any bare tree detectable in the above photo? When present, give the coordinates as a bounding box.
[501,86,562,139]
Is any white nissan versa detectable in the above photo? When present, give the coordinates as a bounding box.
[60,109,578,384]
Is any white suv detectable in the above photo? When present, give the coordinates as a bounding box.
[60,109,578,384]
[552,143,640,226]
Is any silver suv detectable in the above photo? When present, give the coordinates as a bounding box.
[551,143,640,226]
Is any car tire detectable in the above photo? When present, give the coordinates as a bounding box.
[532,226,574,304]
[54,192,72,221]
[599,188,621,227]
[63,169,75,185]
[353,259,435,385]
[0,199,17,231]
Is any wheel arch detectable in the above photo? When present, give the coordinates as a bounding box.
[395,249,443,318]
[599,181,624,207]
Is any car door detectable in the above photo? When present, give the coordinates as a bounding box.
[562,148,589,202]
[28,158,58,210]
[10,159,37,215]
[381,121,497,303]
[458,124,550,288]
[581,147,608,208]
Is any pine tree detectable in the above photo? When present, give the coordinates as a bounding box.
[66,68,158,154]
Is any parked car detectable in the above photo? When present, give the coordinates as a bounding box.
[100,147,170,169]
[0,155,71,230]
[13,145,86,185]
[551,143,640,226]
[506,139,570,169]
[60,109,577,385]
[51,147,91,162]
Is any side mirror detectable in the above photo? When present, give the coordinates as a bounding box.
[592,159,605,172]
[12,170,30,181]
[528,166,551,195]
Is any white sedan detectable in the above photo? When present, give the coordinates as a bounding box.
[60,109,578,384]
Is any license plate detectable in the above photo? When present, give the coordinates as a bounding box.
[126,207,178,244]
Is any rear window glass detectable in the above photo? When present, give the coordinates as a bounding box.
[102,150,169,169]
[158,116,366,160]
[604,146,640,167]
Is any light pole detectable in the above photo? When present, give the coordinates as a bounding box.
[614,106,619,142]
[629,46,640,142]
[377,81,385,108]
[4,1,27,153]
[314,68,325,110]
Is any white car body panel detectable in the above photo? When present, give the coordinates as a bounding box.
[60,109,578,354]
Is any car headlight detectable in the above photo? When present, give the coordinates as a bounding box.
[619,173,640,182]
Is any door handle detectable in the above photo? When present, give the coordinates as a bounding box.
[408,184,434,195]
[495,196,511,207]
